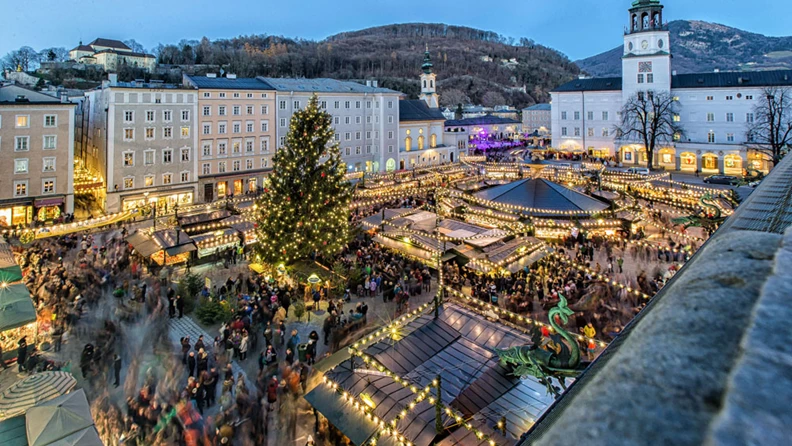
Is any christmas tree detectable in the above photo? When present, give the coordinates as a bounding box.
[254,94,352,265]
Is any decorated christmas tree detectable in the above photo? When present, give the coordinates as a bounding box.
[254,94,352,265]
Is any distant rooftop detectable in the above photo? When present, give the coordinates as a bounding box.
[183,74,274,90]
[256,77,400,94]
[523,103,551,111]
[552,69,792,92]
[399,99,446,121]
[88,38,131,50]
[445,115,521,126]
[0,85,71,105]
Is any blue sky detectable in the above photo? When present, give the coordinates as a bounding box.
[2,0,788,61]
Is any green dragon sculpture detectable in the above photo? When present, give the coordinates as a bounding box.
[494,293,584,397]
[671,193,726,230]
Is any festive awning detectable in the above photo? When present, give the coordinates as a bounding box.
[25,389,102,446]
[125,231,160,258]
[0,373,76,421]
[0,240,22,283]
[0,283,36,332]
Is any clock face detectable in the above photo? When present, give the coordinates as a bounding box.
[641,40,649,49]
[658,39,664,49]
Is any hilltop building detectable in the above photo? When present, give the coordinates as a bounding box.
[550,0,792,173]
[69,38,156,72]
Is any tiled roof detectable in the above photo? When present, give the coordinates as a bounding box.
[183,75,274,90]
[475,178,608,214]
[551,77,622,92]
[399,99,446,121]
[256,77,401,94]
[93,48,154,58]
[444,115,521,126]
[0,85,70,105]
[523,103,551,111]
[552,70,792,92]
[88,38,131,50]
[70,44,93,52]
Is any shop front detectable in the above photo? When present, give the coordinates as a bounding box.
[0,283,38,363]
[121,188,194,212]
[723,154,743,175]
[701,153,719,174]
[657,149,676,170]
[679,152,697,172]
[34,197,64,223]
[0,202,33,228]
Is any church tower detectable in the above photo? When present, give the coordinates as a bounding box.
[419,45,440,108]
[622,0,671,100]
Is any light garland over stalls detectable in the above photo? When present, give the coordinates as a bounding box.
[626,210,706,242]
[542,249,653,300]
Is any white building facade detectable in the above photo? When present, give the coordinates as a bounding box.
[550,0,791,173]
[259,78,401,173]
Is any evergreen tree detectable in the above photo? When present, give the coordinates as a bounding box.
[254,94,352,265]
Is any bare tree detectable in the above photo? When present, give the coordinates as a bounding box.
[123,39,146,54]
[439,88,468,107]
[746,87,792,166]
[616,90,683,169]
[40,47,68,62]
[481,91,506,107]
[2,46,40,71]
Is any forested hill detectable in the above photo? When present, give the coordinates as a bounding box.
[577,20,792,77]
[154,23,581,109]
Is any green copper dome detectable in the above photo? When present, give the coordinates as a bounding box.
[422,45,433,74]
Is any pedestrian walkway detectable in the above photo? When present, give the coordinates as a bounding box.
[167,316,254,390]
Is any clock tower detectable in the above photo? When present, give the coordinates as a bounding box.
[419,45,440,108]
[622,0,671,101]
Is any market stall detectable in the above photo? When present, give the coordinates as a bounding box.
[0,283,37,363]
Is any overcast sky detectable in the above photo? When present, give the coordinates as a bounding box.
[2,0,788,61]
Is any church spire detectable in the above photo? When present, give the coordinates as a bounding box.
[422,44,433,74]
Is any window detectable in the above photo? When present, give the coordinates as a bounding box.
[246,122,254,132]
[388,131,394,139]
[261,158,269,168]
[218,142,227,155]
[647,73,654,83]
[144,150,155,166]
[345,147,351,156]
[638,92,645,101]
[245,139,254,153]
[202,106,211,116]
[123,151,134,167]
[355,101,361,109]
[344,101,350,109]
[388,116,394,123]
[746,95,753,100]
[574,111,580,120]
[181,110,190,121]
[246,159,253,170]
[203,123,211,135]
[218,123,226,134]
[261,105,269,115]
[726,95,733,101]
[233,141,241,154]
[202,163,211,175]
[355,147,361,155]
[202,142,212,157]
[355,131,361,140]
[181,127,189,137]
[366,116,371,124]
[260,120,269,132]
[145,175,154,187]
[726,113,734,122]
[123,111,134,123]
[181,148,190,162]
[233,106,241,115]
[146,110,155,122]
[43,157,56,172]
[246,105,253,115]
[163,149,173,164]
[561,127,568,136]
[181,172,189,183]
[162,173,172,185]
[163,110,172,121]
[366,101,372,109]
[232,122,241,133]
[14,159,28,174]
[388,145,394,153]
[673,113,681,122]
[355,116,361,124]
[123,177,134,189]
[44,115,56,127]
[279,100,287,110]
[279,136,286,146]
[706,113,715,122]
[219,93,226,98]
[233,160,241,171]
[280,118,286,127]
[320,101,327,109]
[727,133,735,142]
[164,127,173,138]
[260,138,269,152]
[145,127,155,140]
[293,101,300,110]
[233,93,239,98]
[706,96,714,101]
[218,161,226,173]
[387,101,393,109]
[561,111,567,120]
[366,145,371,154]
[334,101,340,109]
[14,181,27,197]
[218,106,226,116]
[344,132,351,141]
[203,92,211,98]
[43,135,56,149]
[366,131,371,139]
[602,128,609,137]
[574,127,581,137]
[707,131,716,143]
[587,111,594,120]
[637,73,644,83]
[587,128,594,137]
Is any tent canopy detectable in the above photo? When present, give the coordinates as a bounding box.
[0,372,77,421]
[0,240,23,283]
[475,178,608,215]
[0,283,36,332]
[26,389,102,446]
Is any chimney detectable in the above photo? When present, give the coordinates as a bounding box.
[366,80,372,87]
[206,73,217,78]
[15,95,29,103]
[60,92,69,103]
[373,80,378,88]
[227,74,237,79]
[108,73,118,86]
[672,70,677,76]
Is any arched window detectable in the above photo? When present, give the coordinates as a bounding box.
[430,134,437,148]
[653,13,660,27]
[418,135,425,150]
[632,14,638,31]
[642,13,649,30]
[423,80,426,88]
[405,136,412,151]
[430,80,434,88]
